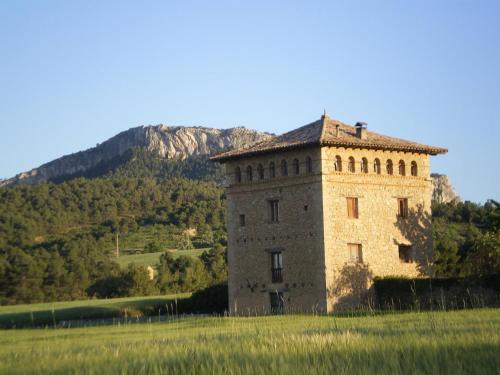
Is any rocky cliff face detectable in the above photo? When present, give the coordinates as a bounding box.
[1,125,273,186]
[431,173,461,203]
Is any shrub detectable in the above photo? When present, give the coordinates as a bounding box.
[178,283,228,314]
[374,273,500,310]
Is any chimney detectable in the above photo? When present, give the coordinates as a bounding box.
[355,122,367,140]
[335,124,340,137]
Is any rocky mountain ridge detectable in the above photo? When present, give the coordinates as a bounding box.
[431,173,461,203]
[0,125,459,203]
[0,125,273,186]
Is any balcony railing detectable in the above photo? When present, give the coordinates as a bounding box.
[271,268,283,283]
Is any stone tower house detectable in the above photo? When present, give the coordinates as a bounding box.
[211,114,447,314]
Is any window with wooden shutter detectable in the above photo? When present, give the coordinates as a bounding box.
[347,197,359,218]
[348,243,363,263]
[397,198,408,218]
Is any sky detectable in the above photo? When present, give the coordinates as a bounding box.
[0,0,498,202]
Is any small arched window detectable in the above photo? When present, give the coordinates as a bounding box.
[374,158,381,174]
[269,162,276,178]
[411,161,418,176]
[235,166,242,183]
[257,164,264,180]
[348,157,355,173]
[386,160,393,175]
[281,160,288,176]
[293,158,299,175]
[246,166,253,181]
[305,156,312,173]
[361,158,368,173]
[399,160,406,176]
[334,155,342,172]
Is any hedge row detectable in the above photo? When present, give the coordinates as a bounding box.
[373,273,500,310]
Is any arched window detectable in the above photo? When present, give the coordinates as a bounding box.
[269,162,276,178]
[348,157,355,173]
[293,158,299,175]
[246,166,253,181]
[361,158,368,173]
[411,161,418,176]
[257,164,264,180]
[399,160,406,176]
[281,160,288,176]
[386,160,393,175]
[305,156,312,173]
[374,158,381,174]
[235,166,242,183]
[334,155,342,172]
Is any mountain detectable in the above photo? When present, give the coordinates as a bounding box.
[431,173,461,203]
[0,125,273,186]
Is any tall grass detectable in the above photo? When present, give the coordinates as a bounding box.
[0,309,498,374]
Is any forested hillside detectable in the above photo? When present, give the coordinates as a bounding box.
[0,176,227,304]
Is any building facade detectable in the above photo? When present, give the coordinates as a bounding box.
[212,115,447,314]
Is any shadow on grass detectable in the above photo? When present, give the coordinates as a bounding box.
[0,296,186,329]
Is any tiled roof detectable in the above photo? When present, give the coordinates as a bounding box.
[211,115,447,162]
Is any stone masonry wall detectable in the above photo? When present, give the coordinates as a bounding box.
[225,147,328,315]
[321,147,433,311]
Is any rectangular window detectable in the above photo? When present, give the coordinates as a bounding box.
[239,214,245,227]
[271,252,283,283]
[269,200,279,222]
[347,197,359,218]
[398,198,408,218]
[348,243,363,263]
[398,245,413,263]
[270,292,284,314]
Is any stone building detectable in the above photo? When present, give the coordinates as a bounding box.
[211,114,447,314]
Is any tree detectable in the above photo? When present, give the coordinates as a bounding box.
[200,245,228,284]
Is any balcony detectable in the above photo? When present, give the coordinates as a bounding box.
[271,268,283,283]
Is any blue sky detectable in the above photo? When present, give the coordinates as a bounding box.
[0,0,498,202]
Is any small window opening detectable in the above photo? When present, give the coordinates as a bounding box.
[269,162,276,178]
[348,157,356,173]
[235,166,242,183]
[398,198,408,218]
[239,214,246,227]
[398,245,413,263]
[293,158,299,175]
[348,243,363,263]
[305,156,312,173]
[374,158,381,174]
[281,160,288,176]
[399,160,406,176]
[269,200,279,222]
[246,166,253,181]
[361,158,368,173]
[271,252,283,283]
[411,161,418,176]
[257,164,264,180]
[386,159,393,175]
[334,155,342,172]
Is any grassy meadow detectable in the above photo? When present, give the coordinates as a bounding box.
[0,294,190,329]
[115,248,206,269]
[0,308,498,374]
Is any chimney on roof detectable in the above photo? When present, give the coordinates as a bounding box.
[355,122,367,140]
[335,124,340,137]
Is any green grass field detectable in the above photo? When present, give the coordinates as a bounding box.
[0,308,498,374]
[115,249,207,268]
[0,294,190,328]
